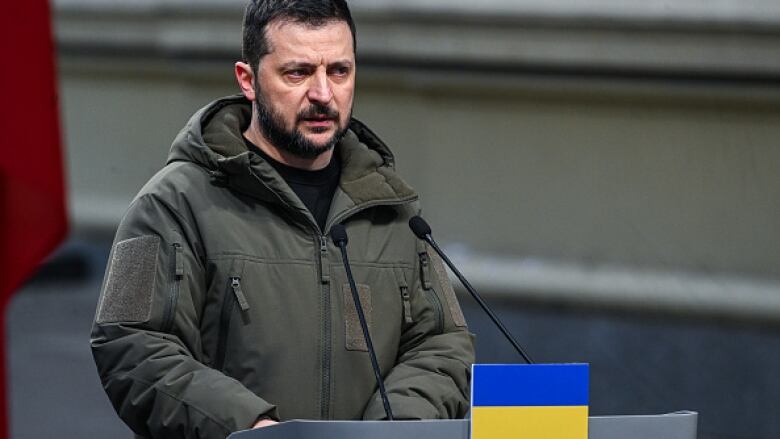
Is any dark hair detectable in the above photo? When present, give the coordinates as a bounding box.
[242,0,356,74]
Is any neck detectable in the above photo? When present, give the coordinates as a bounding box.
[244,119,334,171]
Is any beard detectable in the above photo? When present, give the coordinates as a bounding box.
[254,87,350,159]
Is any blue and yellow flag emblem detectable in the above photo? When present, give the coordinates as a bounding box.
[471,364,589,439]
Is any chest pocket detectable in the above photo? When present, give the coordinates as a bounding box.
[419,249,468,329]
[340,264,408,353]
[213,258,247,371]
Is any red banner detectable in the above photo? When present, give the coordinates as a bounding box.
[0,2,68,437]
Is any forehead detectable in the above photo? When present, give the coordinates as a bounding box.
[264,19,354,63]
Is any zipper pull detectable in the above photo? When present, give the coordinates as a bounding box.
[231,277,250,312]
[319,236,330,284]
[401,287,413,324]
[173,243,184,279]
[419,252,432,289]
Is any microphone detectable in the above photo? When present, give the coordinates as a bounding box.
[408,216,534,364]
[330,224,395,420]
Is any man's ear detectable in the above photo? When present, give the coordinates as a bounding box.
[235,61,256,101]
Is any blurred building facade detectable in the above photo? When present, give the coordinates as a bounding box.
[58,0,780,305]
[16,0,779,438]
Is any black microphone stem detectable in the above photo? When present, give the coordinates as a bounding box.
[335,241,395,420]
[424,236,534,364]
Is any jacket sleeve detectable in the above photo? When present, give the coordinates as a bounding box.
[363,240,475,420]
[90,194,276,439]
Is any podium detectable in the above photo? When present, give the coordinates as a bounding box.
[228,411,698,439]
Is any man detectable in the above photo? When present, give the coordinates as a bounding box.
[90,1,474,438]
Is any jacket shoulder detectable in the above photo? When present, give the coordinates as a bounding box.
[135,161,213,202]
[118,161,215,239]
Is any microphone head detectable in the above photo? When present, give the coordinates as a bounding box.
[408,216,432,239]
[330,223,348,246]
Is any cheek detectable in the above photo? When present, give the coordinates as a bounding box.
[261,77,305,109]
[335,87,354,112]
[270,90,306,120]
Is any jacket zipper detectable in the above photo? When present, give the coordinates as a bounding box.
[215,276,246,371]
[231,277,250,312]
[425,289,445,335]
[247,165,418,419]
[417,252,443,332]
[401,287,413,324]
[162,243,183,333]
[419,252,433,290]
[317,202,415,418]
[393,266,413,325]
[317,234,332,419]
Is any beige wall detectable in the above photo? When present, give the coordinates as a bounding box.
[354,75,780,278]
[56,0,780,319]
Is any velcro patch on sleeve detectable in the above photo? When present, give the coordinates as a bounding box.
[96,235,160,324]
[427,246,468,328]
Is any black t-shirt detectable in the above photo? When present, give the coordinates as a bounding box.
[244,138,340,232]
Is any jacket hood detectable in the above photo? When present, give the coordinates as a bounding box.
[167,95,416,210]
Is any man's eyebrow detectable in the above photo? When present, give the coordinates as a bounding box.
[279,61,316,71]
[278,60,354,70]
[328,59,354,67]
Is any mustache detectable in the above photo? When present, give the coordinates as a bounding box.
[297,103,339,121]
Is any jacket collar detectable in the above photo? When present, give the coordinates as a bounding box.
[168,95,418,229]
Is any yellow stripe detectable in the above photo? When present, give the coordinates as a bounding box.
[472,406,589,439]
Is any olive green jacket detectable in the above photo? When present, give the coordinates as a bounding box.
[90,95,474,439]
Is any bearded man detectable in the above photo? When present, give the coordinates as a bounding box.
[90,1,474,438]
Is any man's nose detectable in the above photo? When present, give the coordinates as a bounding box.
[307,70,333,104]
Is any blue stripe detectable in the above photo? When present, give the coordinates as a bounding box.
[472,363,589,407]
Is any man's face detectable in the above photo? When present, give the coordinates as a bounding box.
[253,19,355,158]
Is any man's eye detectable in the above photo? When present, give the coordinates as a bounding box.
[331,67,349,76]
[286,69,307,79]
